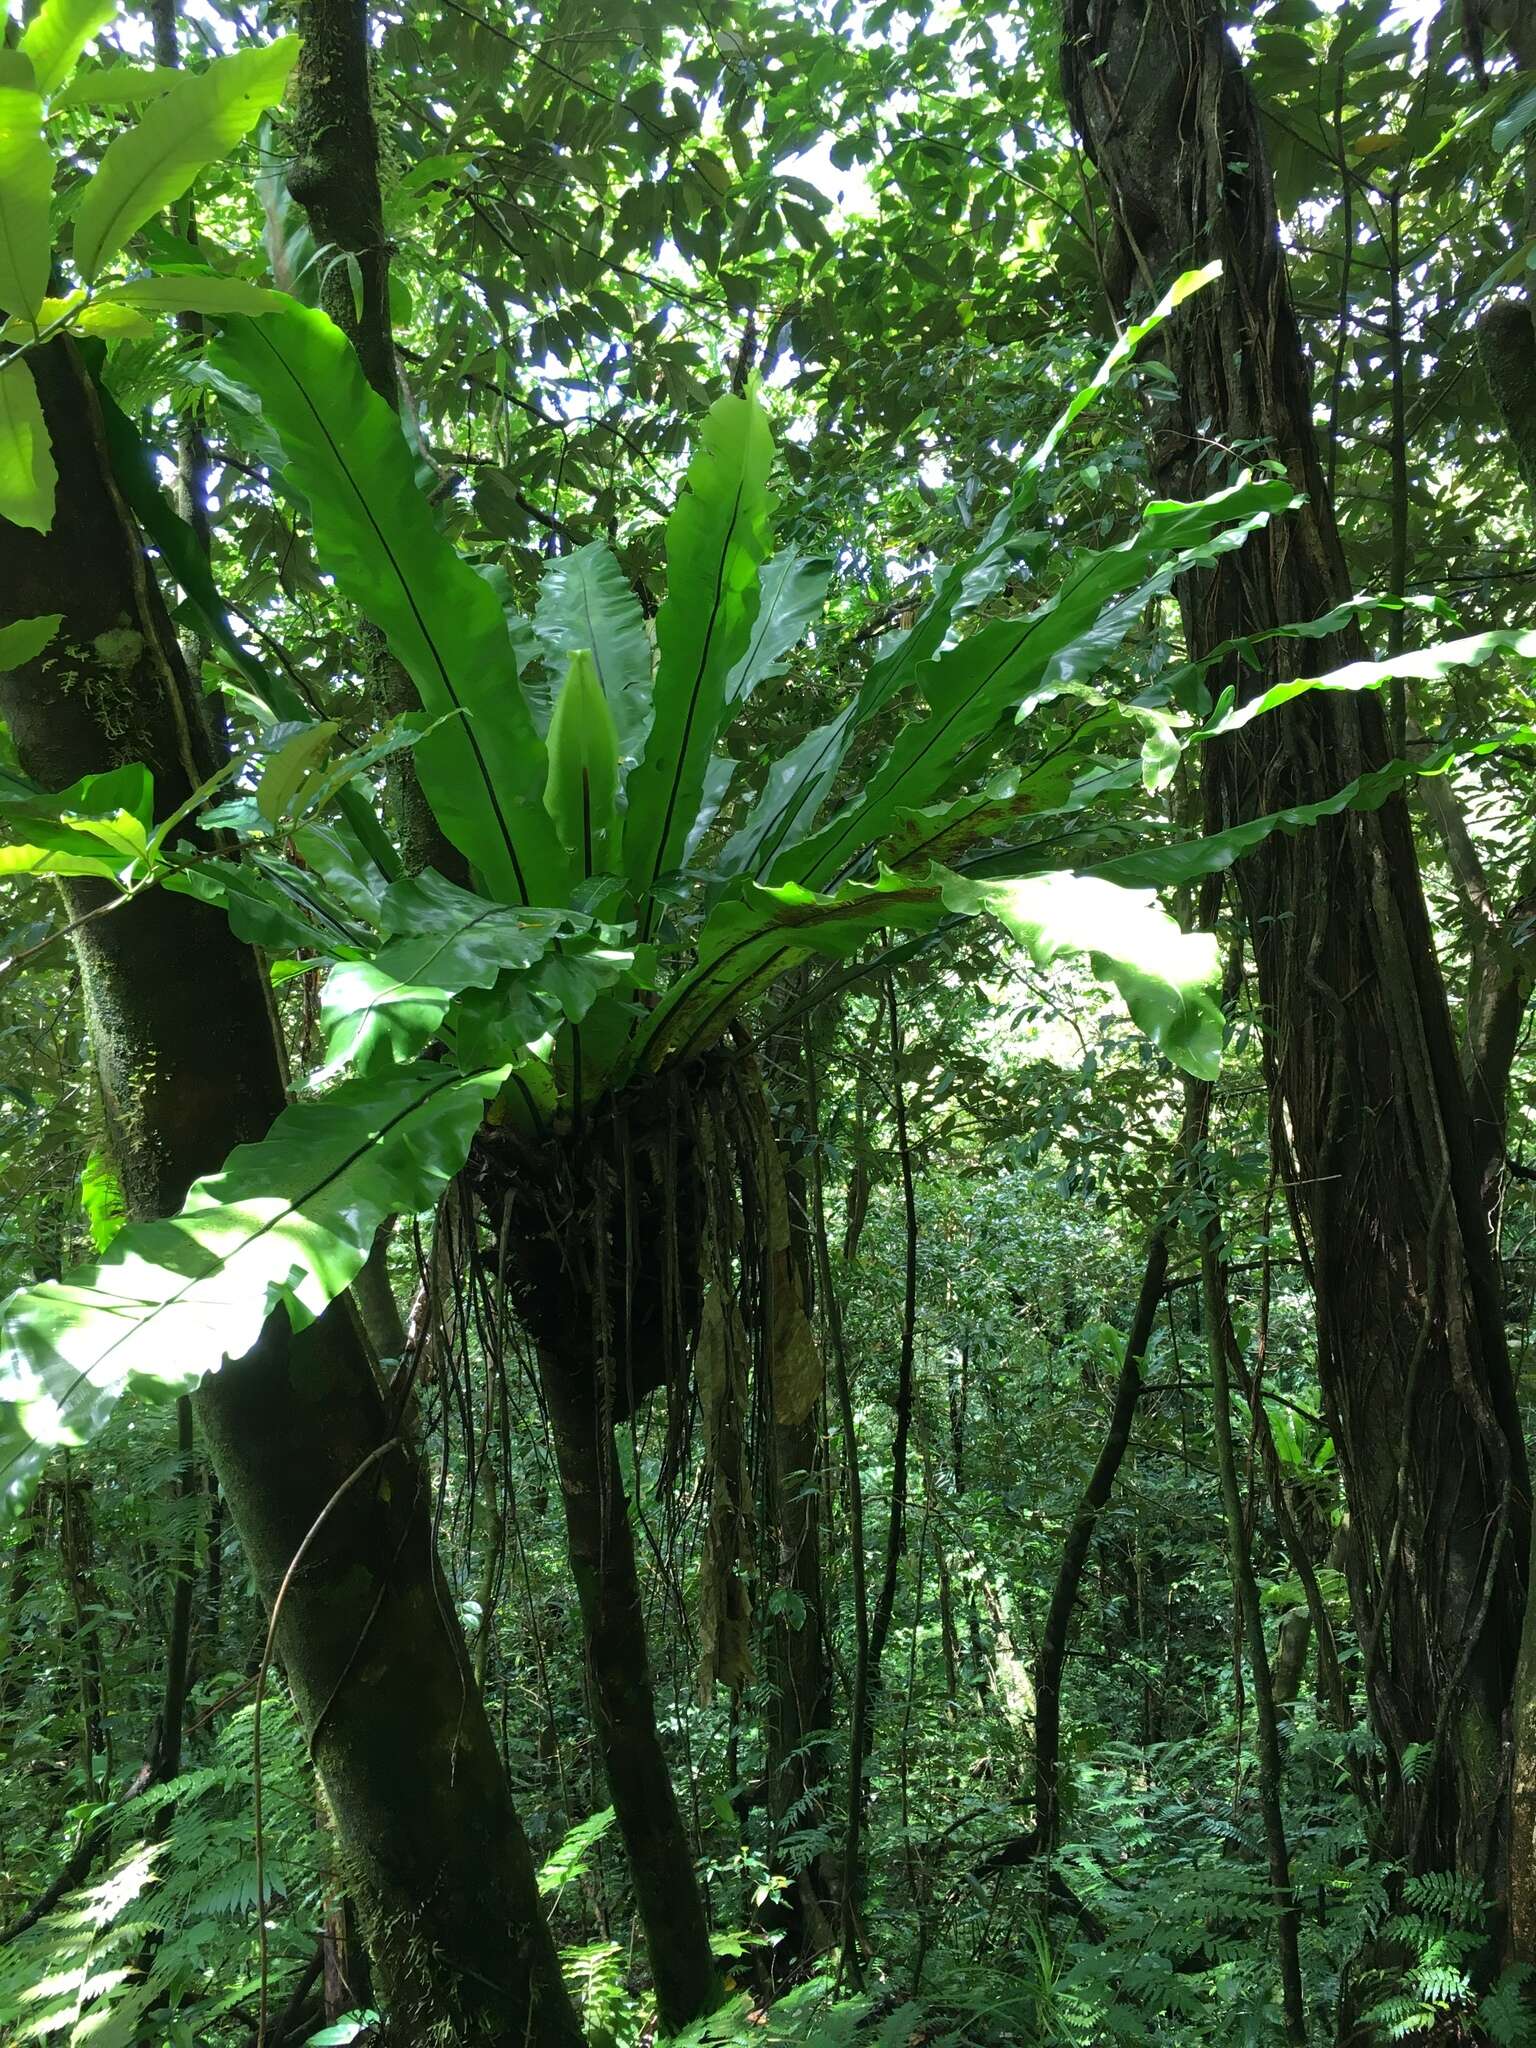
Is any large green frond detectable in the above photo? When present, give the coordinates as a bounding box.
[212,300,564,904]
[0,1060,503,1514]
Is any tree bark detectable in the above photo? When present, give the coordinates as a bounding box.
[1201,1222,1307,2042]
[763,1146,837,1967]
[286,0,464,880]
[1031,1225,1169,1857]
[807,1044,870,1985]
[352,1220,408,1365]
[764,1401,838,1956]
[149,1396,198,1783]
[0,338,582,2048]
[536,1338,722,2031]
[868,975,918,1680]
[1062,0,1528,1895]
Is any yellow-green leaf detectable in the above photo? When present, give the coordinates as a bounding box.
[18,0,116,101]
[74,298,154,338]
[97,270,281,317]
[73,36,299,283]
[0,614,61,667]
[3,290,79,340]
[257,720,340,827]
[0,359,56,533]
[0,51,52,325]
[51,60,180,110]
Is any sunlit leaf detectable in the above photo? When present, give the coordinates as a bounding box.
[18,0,116,100]
[212,298,564,904]
[0,51,52,327]
[0,358,56,532]
[622,387,775,912]
[51,59,180,108]
[73,37,299,282]
[0,1059,505,1513]
[97,269,282,317]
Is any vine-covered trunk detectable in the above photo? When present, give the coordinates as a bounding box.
[1062,0,1528,1895]
[536,1339,723,2030]
[1,338,582,2048]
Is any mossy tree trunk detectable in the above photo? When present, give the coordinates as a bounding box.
[0,338,582,2048]
[1062,0,1528,1898]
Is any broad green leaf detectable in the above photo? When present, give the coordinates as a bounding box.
[544,650,620,878]
[0,1059,503,1513]
[75,299,151,337]
[0,761,153,878]
[1200,626,1536,737]
[716,495,1102,888]
[2,287,156,341]
[683,751,739,864]
[256,720,340,827]
[0,51,52,326]
[622,388,775,916]
[168,851,371,954]
[629,862,1223,1083]
[51,60,181,108]
[1028,263,1221,474]
[719,279,1226,890]
[72,37,299,282]
[632,869,955,1076]
[678,551,829,877]
[18,0,115,100]
[713,708,855,887]
[1090,766,1409,891]
[0,358,55,532]
[723,550,830,709]
[532,539,653,764]
[1139,715,1182,793]
[1494,80,1536,153]
[97,270,281,317]
[293,818,389,925]
[879,753,1127,870]
[321,870,577,1076]
[303,2017,379,2048]
[85,355,397,884]
[1089,723,1536,890]
[212,299,563,904]
[0,612,61,668]
[1151,592,1450,714]
[773,475,1292,891]
[965,871,1224,1081]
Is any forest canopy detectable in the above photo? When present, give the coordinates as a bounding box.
[2,0,1536,2043]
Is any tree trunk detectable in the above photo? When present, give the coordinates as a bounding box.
[352,1221,408,1365]
[764,1400,838,1958]
[149,1396,198,1783]
[1032,1226,1169,1857]
[0,338,582,2048]
[286,0,464,879]
[536,1338,722,2031]
[750,1049,837,1969]
[1201,1223,1307,2042]
[1062,0,1528,1894]
[868,975,918,1680]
